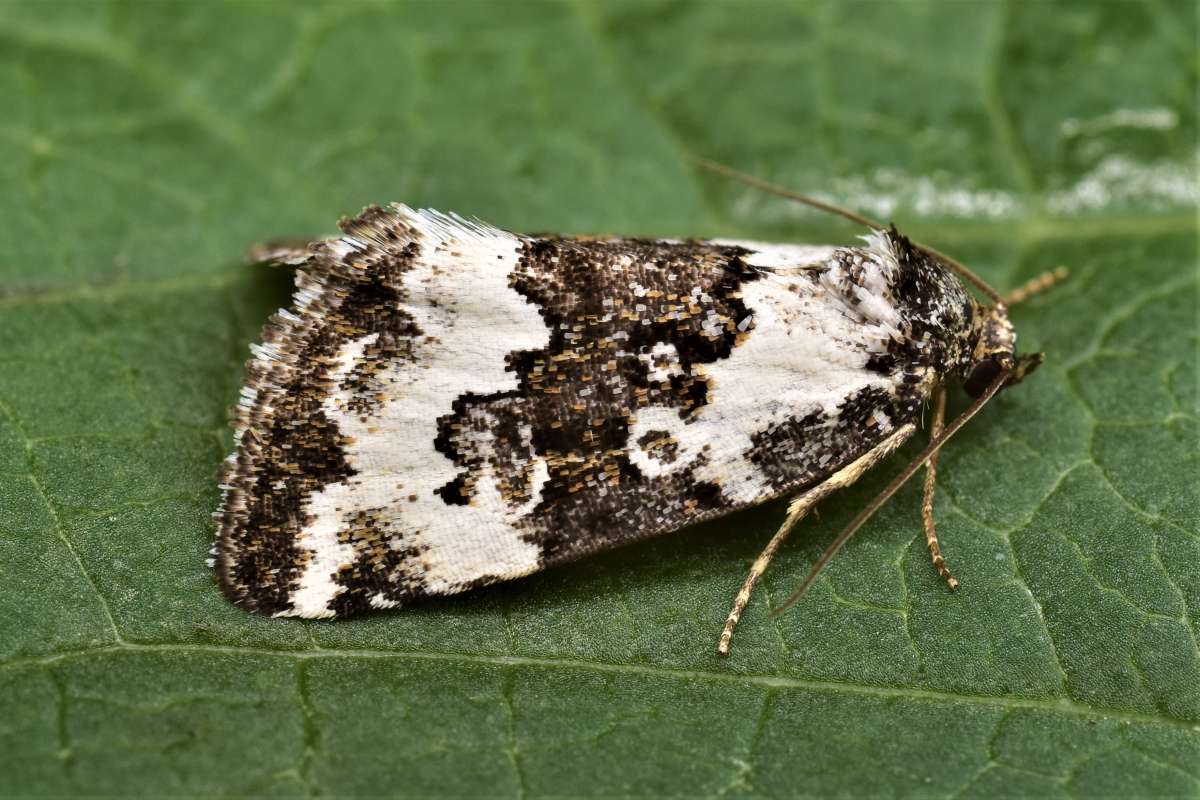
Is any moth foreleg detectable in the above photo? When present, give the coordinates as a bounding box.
[921,388,959,591]
[717,424,916,657]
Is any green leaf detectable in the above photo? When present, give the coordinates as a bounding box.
[1,1,1196,796]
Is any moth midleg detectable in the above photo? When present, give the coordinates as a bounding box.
[921,387,959,590]
[1003,266,1069,306]
[717,424,916,656]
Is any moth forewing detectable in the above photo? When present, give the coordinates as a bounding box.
[216,183,1061,653]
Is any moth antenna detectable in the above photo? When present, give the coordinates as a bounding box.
[693,156,1006,305]
[693,156,882,230]
[1004,266,1070,306]
[770,368,1010,618]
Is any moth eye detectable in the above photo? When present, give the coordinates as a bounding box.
[963,357,1004,397]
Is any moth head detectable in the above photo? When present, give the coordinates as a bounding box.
[962,304,1043,397]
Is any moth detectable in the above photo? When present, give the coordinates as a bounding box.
[215,160,1064,654]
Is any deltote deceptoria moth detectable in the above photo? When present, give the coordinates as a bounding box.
[214,160,1065,654]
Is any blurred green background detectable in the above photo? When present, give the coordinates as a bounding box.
[0,1,1196,796]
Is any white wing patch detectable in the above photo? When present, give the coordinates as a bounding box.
[711,240,838,271]
[627,239,904,506]
[286,207,550,615]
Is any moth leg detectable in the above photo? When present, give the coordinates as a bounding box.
[717,493,818,657]
[922,388,958,590]
[1003,266,1069,306]
[717,424,916,656]
[246,238,316,266]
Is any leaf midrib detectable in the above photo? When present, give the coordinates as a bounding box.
[4,640,1193,731]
